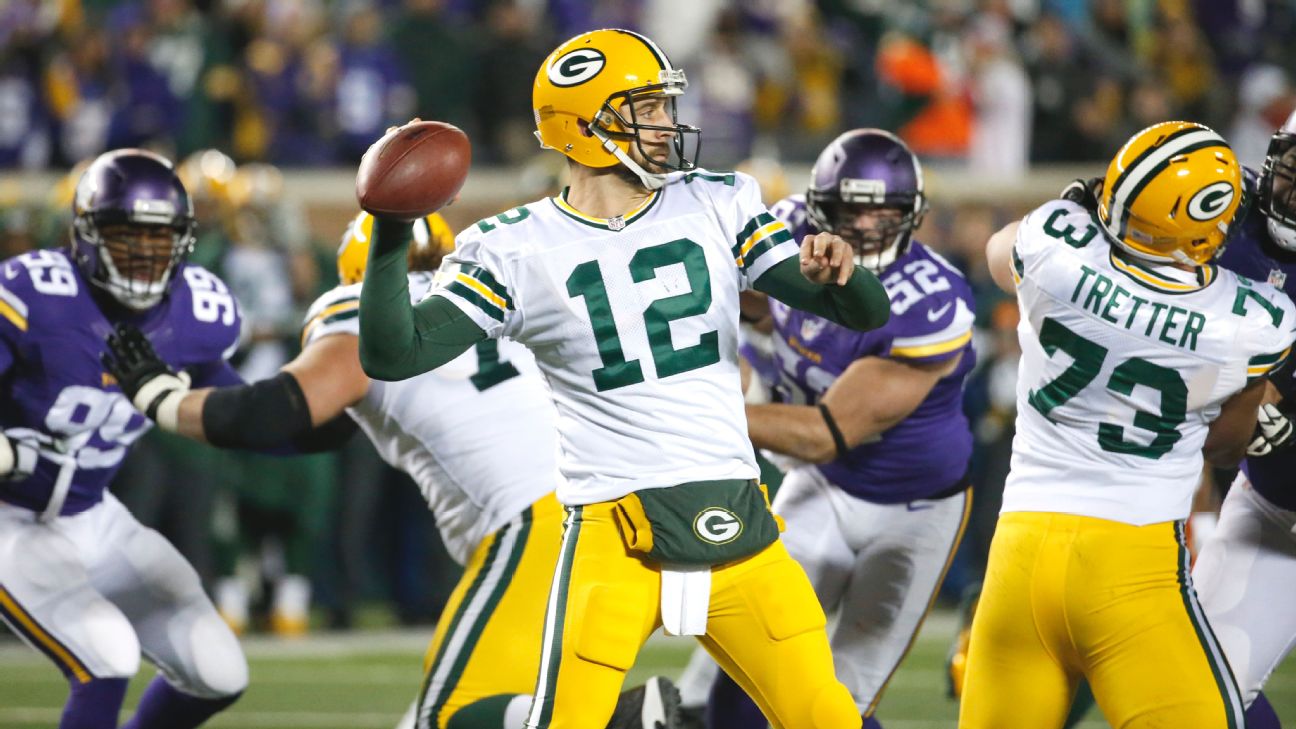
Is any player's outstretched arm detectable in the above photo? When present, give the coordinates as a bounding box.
[103,325,361,452]
[748,353,961,463]
[985,221,1020,294]
[357,216,486,381]
[752,234,890,332]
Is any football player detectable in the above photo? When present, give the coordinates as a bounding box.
[0,150,247,729]
[686,129,976,729]
[1182,108,1296,729]
[963,121,1295,729]
[102,210,686,729]
[352,28,891,729]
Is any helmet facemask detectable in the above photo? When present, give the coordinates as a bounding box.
[806,183,927,273]
[74,210,194,310]
[588,70,700,190]
[1260,133,1296,252]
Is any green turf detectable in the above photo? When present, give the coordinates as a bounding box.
[0,609,1292,728]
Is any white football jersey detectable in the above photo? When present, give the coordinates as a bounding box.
[431,170,800,505]
[302,273,557,563]
[1005,200,1296,525]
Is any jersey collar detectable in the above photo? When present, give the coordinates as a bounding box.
[550,187,661,231]
[1108,249,1218,295]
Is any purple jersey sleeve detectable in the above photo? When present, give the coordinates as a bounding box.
[880,248,976,364]
[166,264,244,369]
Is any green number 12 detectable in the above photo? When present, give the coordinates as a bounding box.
[566,238,720,392]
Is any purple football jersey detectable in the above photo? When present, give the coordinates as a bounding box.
[765,195,975,503]
[1220,169,1296,510]
[0,249,242,516]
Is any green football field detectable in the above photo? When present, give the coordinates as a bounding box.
[1,609,1292,728]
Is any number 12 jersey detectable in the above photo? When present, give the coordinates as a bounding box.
[431,171,801,505]
[1006,199,1296,525]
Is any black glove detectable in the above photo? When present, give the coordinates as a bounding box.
[102,323,190,427]
[1059,177,1103,212]
[1248,402,1296,457]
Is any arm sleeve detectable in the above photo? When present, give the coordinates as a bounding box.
[753,256,891,332]
[0,280,29,378]
[358,217,487,381]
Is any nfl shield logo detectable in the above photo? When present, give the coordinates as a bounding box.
[1269,269,1287,288]
[608,216,626,231]
[800,318,828,341]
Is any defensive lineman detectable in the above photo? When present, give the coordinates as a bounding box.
[358,28,891,729]
[962,121,1295,728]
[694,129,975,729]
[0,150,246,729]
[102,210,684,729]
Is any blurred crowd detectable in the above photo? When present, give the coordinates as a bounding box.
[4,0,1296,174]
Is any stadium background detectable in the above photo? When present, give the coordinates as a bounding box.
[2,0,1296,726]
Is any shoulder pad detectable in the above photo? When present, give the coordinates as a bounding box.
[301,282,362,346]
[171,264,243,362]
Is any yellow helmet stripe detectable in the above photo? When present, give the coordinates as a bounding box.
[1110,129,1229,239]
[617,28,671,71]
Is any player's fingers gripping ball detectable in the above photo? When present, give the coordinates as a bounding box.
[356,120,472,221]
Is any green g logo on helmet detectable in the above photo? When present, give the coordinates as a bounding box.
[547,48,606,87]
[1187,181,1237,222]
[694,508,743,545]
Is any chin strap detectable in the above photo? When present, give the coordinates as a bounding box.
[592,127,668,190]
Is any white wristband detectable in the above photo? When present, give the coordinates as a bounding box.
[153,390,187,432]
[131,372,191,431]
[0,433,13,476]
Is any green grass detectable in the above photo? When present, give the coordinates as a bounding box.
[1,609,1293,728]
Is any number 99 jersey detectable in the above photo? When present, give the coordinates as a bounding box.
[430,170,801,506]
[1006,200,1296,525]
[0,250,242,516]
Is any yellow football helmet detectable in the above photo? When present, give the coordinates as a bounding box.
[533,28,699,189]
[1097,121,1242,265]
[337,211,455,285]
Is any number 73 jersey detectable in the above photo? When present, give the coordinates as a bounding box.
[431,170,800,506]
[1006,200,1296,525]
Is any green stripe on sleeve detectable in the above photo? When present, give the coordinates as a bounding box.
[732,212,776,258]
[463,266,513,309]
[447,281,505,322]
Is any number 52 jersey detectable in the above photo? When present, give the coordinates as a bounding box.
[431,170,801,506]
[1006,199,1296,525]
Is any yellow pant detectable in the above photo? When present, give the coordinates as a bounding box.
[959,512,1245,729]
[415,493,564,729]
[526,501,858,729]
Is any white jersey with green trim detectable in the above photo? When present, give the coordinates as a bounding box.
[430,169,800,505]
[302,274,557,563]
[1005,199,1296,525]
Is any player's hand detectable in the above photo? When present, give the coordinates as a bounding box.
[0,429,40,480]
[101,323,191,430]
[1059,177,1103,212]
[1247,402,1295,457]
[799,232,855,286]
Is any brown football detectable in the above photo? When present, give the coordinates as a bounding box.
[356,120,471,220]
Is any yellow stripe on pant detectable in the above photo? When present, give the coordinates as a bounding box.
[959,512,1245,729]
[526,501,859,729]
[415,493,564,729]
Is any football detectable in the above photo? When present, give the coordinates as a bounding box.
[355,120,471,220]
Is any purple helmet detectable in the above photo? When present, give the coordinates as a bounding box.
[71,149,196,310]
[806,129,928,272]
[1260,108,1296,252]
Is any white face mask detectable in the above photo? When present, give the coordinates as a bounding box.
[1267,216,1296,252]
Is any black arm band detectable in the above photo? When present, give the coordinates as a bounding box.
[817,403,850,459]
[202,372,314,449]
[290,413,359,453]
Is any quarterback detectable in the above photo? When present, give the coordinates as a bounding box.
[693,129,975,729]
[357,28,891,729]
[962,121,1296,729]
[102,211,684,729]
[0,150,247,729]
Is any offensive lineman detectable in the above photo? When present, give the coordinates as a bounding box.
[0,150,247,728]
[689,129,975,729]
[102,210,685,729]
[962,121,1296,729]
[356,28,891,729]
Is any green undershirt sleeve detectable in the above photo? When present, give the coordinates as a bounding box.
[358,217,487,381]
[752,256,891,331]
